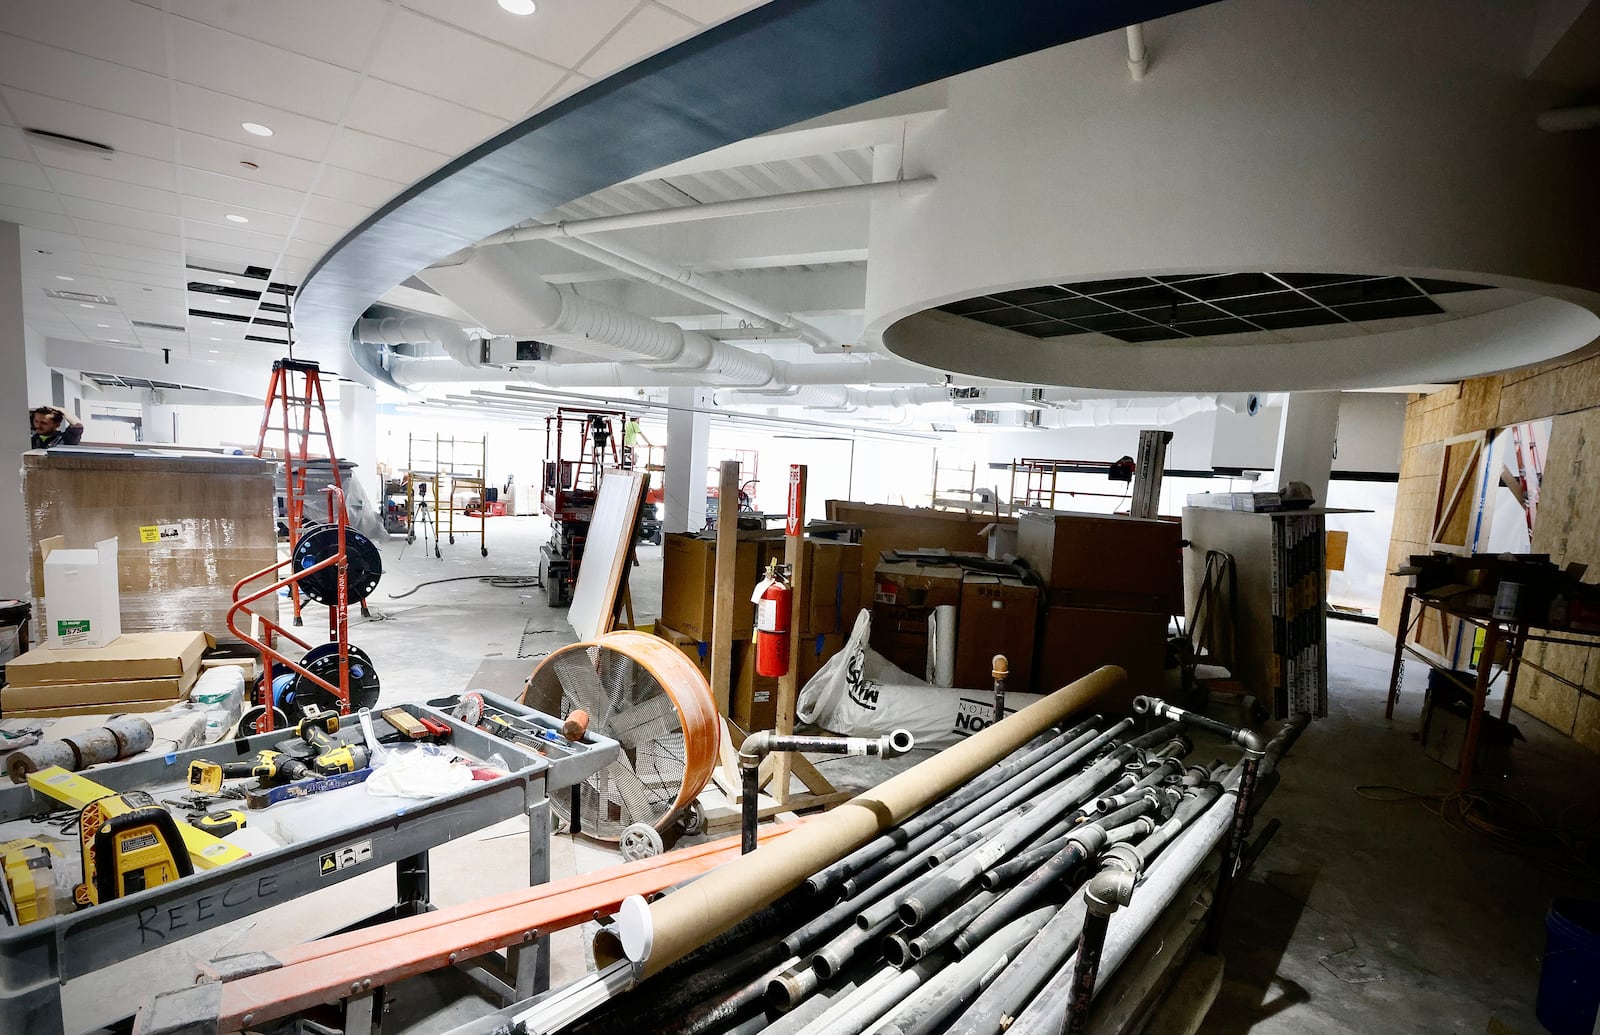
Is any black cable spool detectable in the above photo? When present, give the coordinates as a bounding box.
[290,523,383,604]
[286,642,381,713]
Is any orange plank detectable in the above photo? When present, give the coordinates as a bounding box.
[217,824,801,1028]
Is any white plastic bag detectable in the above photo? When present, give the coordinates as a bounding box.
[366,746,473,798]
[797,610,1045,750]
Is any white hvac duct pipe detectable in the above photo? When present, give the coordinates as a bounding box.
[356,315,480,367]
[544,229,839,351]
[712,384,953,410]
[476,177,936,247]
[1037,395,1213,427]
[1126,24,1148,80]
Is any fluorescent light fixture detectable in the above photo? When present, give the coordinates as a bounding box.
[79,303,93,308]
[212,320,224,325]
[498,0,536,13]
[96,323,109,328]
[219,277,235,285]
[210,337,221,342]
[55,274,74,281]
[241,122,273,137]
[225,213,249,223]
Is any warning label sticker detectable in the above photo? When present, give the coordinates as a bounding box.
[317,840,374,877]
[138,523,184,545]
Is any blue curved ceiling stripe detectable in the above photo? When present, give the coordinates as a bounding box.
[298,0,1214,383]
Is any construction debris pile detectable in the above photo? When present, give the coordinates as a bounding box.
[526,688,1306,1035]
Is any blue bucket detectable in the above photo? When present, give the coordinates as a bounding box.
[1538,899,1600,1035]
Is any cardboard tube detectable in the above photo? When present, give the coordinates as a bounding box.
[595,665,1126,977]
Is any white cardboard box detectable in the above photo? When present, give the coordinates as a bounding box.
[41,536,121,649]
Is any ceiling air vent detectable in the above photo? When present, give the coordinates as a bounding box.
[24,128,115,158]
[45,289,115,305]
[132,320,187,333]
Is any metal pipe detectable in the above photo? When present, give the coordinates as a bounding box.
[873,902,1060,1035]
[992,654,1009,726]
[1063,857,1140,1035]
[812,912,899,980]
[1201,751,1261,953]
[901,885,1003,963]
[808,722,1097,899]
[1126,23,1148,80]
[1131,696,1266,755]
[742,730,914,854]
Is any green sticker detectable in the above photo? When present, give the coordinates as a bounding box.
[56,619,91,635]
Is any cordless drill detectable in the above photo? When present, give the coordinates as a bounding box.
[187,750,311,794]
[295,708,370,775]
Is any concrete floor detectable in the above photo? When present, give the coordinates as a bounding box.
[71,518,1600,1034]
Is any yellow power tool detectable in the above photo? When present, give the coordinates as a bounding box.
[1,838,62,925]
[186,750,310,794]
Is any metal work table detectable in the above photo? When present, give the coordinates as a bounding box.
[0,702,618,1035]
[1384,587,1600,791]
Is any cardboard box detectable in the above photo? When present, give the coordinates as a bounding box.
[955,575,1038,691]
[0,697,181,720]
[0,669,198,711]
[827,502,1012,613]
[1421,688,1522,777]
[41,536,121,648]
[655,620,713,681]
[870,560,965,677]
[1034,605,1167,702]
[1017,511,1182,610]
[733,632,843,732]
[759,539,865,635]
[24,451,278,640]
[3,631,212,688]
[659,533,762,641]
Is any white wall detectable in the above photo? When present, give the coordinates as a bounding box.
[1333,393,1406,474]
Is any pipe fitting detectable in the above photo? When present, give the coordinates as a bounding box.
[740,729,914,768]
[1064,822,1110,858]
[1100,840,1147,878]
[1084,866,1137,917]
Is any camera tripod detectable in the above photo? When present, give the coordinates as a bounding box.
[407,481,441,559]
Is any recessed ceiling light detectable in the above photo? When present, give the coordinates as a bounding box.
[241,122,273,137]
[219,278,235,285]
[212,320,224,326]
[210,337,220,342]
[225,213,249,223]
[498,0,536,13]
[107,338,120,343]
[96,323,109,328]
[55,274,74,281]
[209,348,219,353]
[79,303,93,308]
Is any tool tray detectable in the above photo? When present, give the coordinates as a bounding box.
[426,690,616,792]
[0,701,619,1032]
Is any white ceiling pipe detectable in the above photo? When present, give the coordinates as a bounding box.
[544,228,839,350]
[386,354,710,389]
[477,177,936,247]
[713,383,953,409]
[356,315,481,367]
[1038,395,1213,427]
[1126,24,1149,80]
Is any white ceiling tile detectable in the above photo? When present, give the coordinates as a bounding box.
[172,84,337,164]
[21,226,90,251]
[61,196,180,234]
[160,0,389,71]
[1,0,170,76]
[280,237,330,261]
[0,183,65,214]
[178,131,320,192]
[370,10,566,121]
[39,146,178,193]
[0,204,77,235]
[579,5,697,80]
[181,217,288,253]
[180,168,305,217]
[286,218,348,247]
[311,164,406,207]
[166,18,359,124]
[70,218,181,252]
[0,34,171,124]
[0,126,31,161]
[345,77,507,158]
[180,197,297,238]
[0,155,55,191]
[45,167,179,213]
[0,89,175,162]
[94,259,181,286]
[298,193,372,228]
[91,240,184,265]
[655,0,768,26]
[322,128,448,183]
[400,0,637,72]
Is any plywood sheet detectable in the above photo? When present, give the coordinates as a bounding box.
[567,469,648,641]
[1452,375,1503,436]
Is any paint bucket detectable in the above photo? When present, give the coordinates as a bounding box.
[1537,899,1600,1035]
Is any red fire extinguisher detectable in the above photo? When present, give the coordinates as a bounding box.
[752,561,793,678]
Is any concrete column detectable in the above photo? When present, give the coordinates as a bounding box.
[662,386,710,534]
[0,222,32,598]
[338,381,379,506]
[1273,391,1341,507]
[24,327,50,408]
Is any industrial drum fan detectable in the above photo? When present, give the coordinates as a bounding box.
[521,631,718,856]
